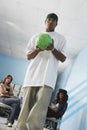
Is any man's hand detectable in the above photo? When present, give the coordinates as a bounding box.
[45,39,54,51]
[27,45,44,60]
[36,45,44,52]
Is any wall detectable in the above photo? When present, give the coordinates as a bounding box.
[0,54,29,85]
[55,44,87,130]
[0,44,87,130]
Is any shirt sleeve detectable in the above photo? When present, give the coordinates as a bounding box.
[60,36,69,58]
[56,101,68,118]
[26,34,39,55]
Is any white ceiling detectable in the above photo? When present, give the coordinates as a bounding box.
[0,0,87,59]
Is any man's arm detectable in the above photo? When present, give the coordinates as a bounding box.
[51,48,66,62]
[46,39,66,62]
[27,47,42,60]
[56,102,68,119]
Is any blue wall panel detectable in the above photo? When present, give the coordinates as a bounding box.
[60,44,87,130]
[0,54,29,85]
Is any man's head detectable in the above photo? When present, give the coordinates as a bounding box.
[59,89,67,94]
[45,13,58,32]
[46,13,58,22]
[56,89,68,101]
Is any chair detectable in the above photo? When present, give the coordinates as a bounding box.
[0,102,12,117]
[44,117,62,130]
[0,102,12,109]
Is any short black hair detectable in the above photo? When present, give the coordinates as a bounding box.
[46,13,58,22]
[59,89,67,94]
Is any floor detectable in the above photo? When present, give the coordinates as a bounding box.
[0,117,48,130]
[0,117,17,130]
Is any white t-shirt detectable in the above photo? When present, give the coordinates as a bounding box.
[23,31,67,89]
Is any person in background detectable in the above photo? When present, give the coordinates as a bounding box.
[0,75,20,127]
[16,13,67,130]
[45,89,68,130]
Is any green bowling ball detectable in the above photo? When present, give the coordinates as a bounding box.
[37,33,52,50]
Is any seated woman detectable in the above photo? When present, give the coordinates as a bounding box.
[45,89,68,130]
[0,75,21,127]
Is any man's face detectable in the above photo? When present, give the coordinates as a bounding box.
[45,18,57,31]
[59,93,64,100]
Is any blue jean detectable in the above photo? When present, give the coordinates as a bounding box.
[0,96,20,124]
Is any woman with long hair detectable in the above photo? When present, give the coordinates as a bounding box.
[0,75,20,127]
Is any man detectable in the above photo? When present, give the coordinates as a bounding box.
[16,13,67,130]
[47,89,68,119]
[45,89,68,130]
